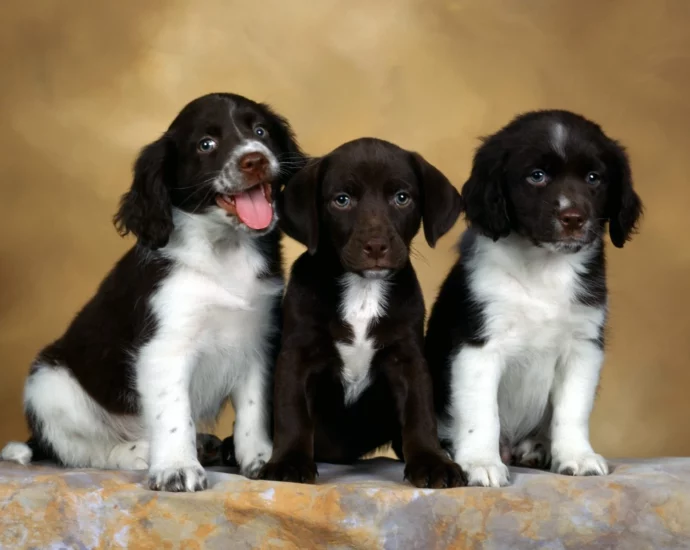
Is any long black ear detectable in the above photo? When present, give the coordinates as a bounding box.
[113,137,174,250]
[277,157,324,254]
[410,153,463,248]
[461,137,510,241]
[605,140,642,248]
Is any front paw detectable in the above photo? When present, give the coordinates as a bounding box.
[458,457,510,487]
[238,441,273,480]
[551,450,609,477]
[258,454,317,484]
[404,453,467,489]
[148,462,208,492]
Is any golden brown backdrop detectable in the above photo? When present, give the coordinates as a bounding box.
[1,0,689,458]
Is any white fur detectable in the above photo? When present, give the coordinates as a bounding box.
[0,442,33,465]
[551,122,568,158]
[140,210,279,485]
[442,233,608,486]
[336,273,390,405]
[215,139,281,196]
[2,208,279,487]
[558,195,572,210]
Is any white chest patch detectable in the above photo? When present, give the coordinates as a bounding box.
[336,273,390,406]
[467,235,606,442]
[151,212,282,422]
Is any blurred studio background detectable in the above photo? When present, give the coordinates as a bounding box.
[1,0,689,457]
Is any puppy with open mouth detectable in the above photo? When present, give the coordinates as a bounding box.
[0,93,306,492]
[259,138,466,488]
[425,110,642,487]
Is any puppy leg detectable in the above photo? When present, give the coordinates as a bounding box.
[21,365,141,468]
[259,348,319,484]
[382,344,466,489]
[231,361,272,479]
[550,341,608,476]
[138,339,207,492]
[450,346,510,487]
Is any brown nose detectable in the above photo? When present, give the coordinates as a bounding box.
[559,207,586,232]
[363,238,389,260]
[238,152,268,175]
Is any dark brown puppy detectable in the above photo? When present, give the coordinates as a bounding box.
[259,138,466,488]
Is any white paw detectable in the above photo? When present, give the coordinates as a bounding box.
[551,450,609,476]
[147,462,208,492]
[109,441,149,470]
[0,442,32,465]
[513,438,551,469]
[459,458,510,487]
[236,439,272,479]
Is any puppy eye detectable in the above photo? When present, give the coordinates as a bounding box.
[333,193,351,208]
[254,126,267,138]
[586,171,601,184]
[198,138,217,153]
[527,169,548,185]
[394,192,411,207]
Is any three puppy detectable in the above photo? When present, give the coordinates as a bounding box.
[1,97,641,492]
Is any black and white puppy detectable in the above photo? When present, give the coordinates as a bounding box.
[0,93,305,492]
[425,110,642,487]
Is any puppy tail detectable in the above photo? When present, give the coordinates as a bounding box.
[0,440,33,465]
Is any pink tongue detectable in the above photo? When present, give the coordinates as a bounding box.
[234,186,273,229]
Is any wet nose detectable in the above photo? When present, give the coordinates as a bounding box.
[238,152,268,175]
[363,238,389,260]
[558,207,586,232]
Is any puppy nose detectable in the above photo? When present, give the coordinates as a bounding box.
[558,207,586,231]
[238,152,268,175]
[363,238,389,260]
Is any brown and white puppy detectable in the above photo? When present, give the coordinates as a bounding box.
[426,110,642,487]
[259,138,466,488]
[0,93,305,492]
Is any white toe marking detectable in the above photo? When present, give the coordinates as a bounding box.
[552,450,609,476]
[460,460,510,487]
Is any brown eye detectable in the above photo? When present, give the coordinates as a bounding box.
[394,192,411,206]
[198,138,217,153]
[333,193,351,208]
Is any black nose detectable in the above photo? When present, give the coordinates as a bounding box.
[558,207,586,232]
[363,238,389,260]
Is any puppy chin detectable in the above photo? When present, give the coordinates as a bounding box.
[361,269,392,280]
[541,238,595,254]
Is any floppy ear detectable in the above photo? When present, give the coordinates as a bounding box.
[409,153,463,248]
[277,158,324,254]
[113,136,174,250]
[605,140,642,248]
[461,137,510,241]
